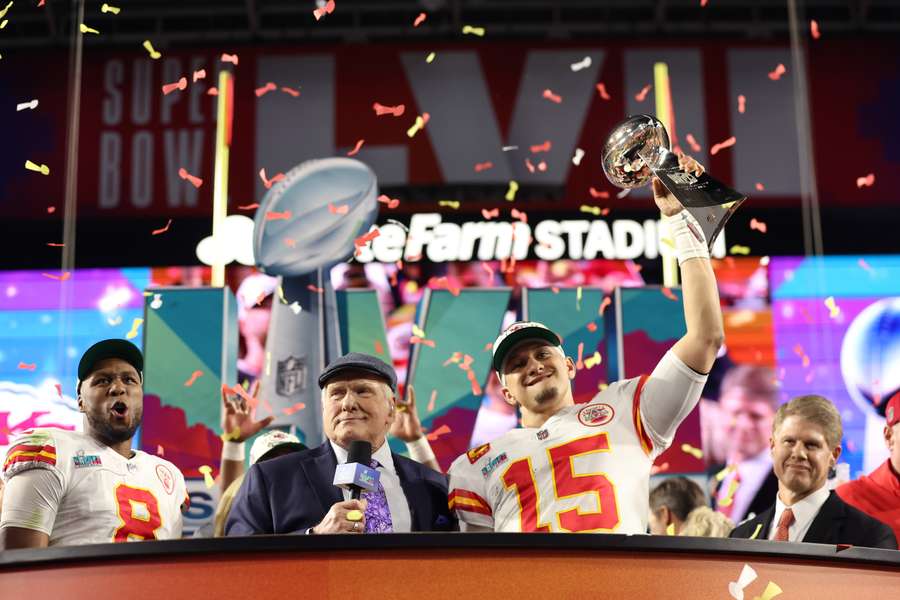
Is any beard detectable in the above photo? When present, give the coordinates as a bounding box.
[534,386,559,404]
[86,409,142,445]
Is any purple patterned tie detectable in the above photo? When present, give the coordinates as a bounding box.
[363,460,393,533]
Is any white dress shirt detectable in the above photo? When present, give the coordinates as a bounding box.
[330,440,413,533]
[768,484,831,542]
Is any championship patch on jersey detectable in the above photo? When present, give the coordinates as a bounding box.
[466,443,491,464]
[73,453,102,468]
[481,453,508,478]
[577,403,615,427]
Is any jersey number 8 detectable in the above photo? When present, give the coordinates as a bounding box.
[113,484,163,541]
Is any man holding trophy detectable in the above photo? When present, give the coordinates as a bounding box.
[447,116,743,533]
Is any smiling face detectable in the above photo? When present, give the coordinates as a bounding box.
[771,415,841,500]
[78,358,143,446]
[499,340,575,426]
[322,370,395,450]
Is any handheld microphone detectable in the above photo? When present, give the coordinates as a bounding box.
[333,440,379,500]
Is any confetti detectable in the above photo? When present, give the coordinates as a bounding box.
[858,258,874,274]
[221,53,239,65]
[661,287,679,302]
[17,362,36,371]
[177,167,203,188]
[599,296,611,315]
[595,82,611,100]
[413,12,426,27]
[410,336,436,348]
[575,342,585,370]
[0,1,11,20]
[258,168,285,189]
[768,63,787,81]
[377,194,400,209]
[281,87,300,97]
[41,271,70,281]
[749,523,763,540]
[824,296,841,319]
[150,294,163,309]
[16,99,39,111]
[715,465,736,482]
[151,219,173,235]
[542,89,562,104]
[198,465,215,488]
[752,582,783,600]
[572,148,585,166]
[354,229,381,247]
[570,56,592,72]
[586,322,597,333]
[481,208,499,220]
[505,180,519,201]
[237,203,259,210]
[530,140,551,154]
[282,402,306,415]
[738,94,746,114]
[461,25,485,36]
[428,276,460,296]
[666,523,675,536]
[755,182,765,191]
[100,3,120,14]
[511,208,527,223]
[54,383,63,397]
[729,245,751,255]
[426,389,438,413]
[156,445,165,456]
[207,87,218,96]
[406,112,430,138]
[80,23,100,34]
[426,424,452,441]
[650,462,670,475]
[255,82,276,97]
[142,40,161,59]
[25,160,50,175]
[265,210,291,221]
[584,351,603,369]
[718,477,740,507]
[162,77,187,95]
[474,161,493,172]
[525,158,535,173]
[307,284,324,293]
[328,203,349,215]
[856,173,875,188]
[184,370,203,387]
[580,205,609,217]
[685,133,702,152]
[125,318,144,340]
[501,145,519,152]
[347,139,365,156]
[313,0,335,21]
[749,218,767,233]
[439,200,460,209]
[681,443,703,459]
[810,19,821,39]
[373,102,405,117]
[727,564,758,600]
[425,52,436,64]
[588,187,610,199]
[481,262,494,279]
[634,84,652,102]
[793,344,810,368]
[710,136,737,155]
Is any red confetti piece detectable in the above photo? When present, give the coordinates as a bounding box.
[511,208,527,223]
[377,194,400,209]
[750,218,768,234]
[255,82,276,97]
[685,133,702,153]
[530,140,551,154]
[856,173,875,188]
[465,368,482,396]
[178,167,203,188]
[737,94,746,114]
[576,342,585,370]
[162,77,187,95]
[755,182,765,191]
[193,69,206,82]
[542,89,562,103]
[588,187,610,199]
[525,158,536,173]
[536,160,547,172]
[151,219,173,236]
[47,206,56,214]
[207,87,218,96]
[634,84,652,102]
[481,262,494,278]
[426,424,451,442]
[768,63,787,81]
[551,287,560,294]
[265,210,292,221]
[313,0,335,20]
[347,139,365,156]
[413,12,426,27]
[354,229,381,247]
[258,168,285,189]
[661,287,679,302]
[46,242,63,247]
[710,136,736,156]
[238,203,260,210]
[481,208,499,219]
[410,336,436,348]
[586,322,598,332]
[42,272,71,281]
[474,161,493,172]
[428,276,461,296]
[221,53,239,65]
[858,258,874,274]
[374,340,384,355]
[328,203,349,215]
[650,462,670,475]
[306,284,324,293]
[595,82,611,100]
[17,362,36,371]
[156,445,165,456]
[282,402,306,416]
[427,389,438,412]
[373,102,405,117]
[810,19,821,40]
[54,383,63,397]
[281,87,300,97]
[184,370,203,387]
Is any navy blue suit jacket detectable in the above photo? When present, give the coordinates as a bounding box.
[225,441,457,535]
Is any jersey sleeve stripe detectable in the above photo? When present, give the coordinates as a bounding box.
[4,451,57,470]
[449,489,492,515]
[4,445,57,469]
[631,374,654,456]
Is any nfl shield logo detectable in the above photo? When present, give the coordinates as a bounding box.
[277,356,307,396]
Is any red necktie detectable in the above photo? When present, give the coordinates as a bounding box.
[773,507,794,541]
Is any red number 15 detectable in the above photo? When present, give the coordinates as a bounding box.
[501,433,620,532]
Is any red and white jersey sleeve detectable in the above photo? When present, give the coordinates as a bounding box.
[1,428,187,547]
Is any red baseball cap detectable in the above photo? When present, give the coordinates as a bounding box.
[886,391,900,427]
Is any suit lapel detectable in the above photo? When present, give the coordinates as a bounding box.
[299,442,342,514]
[393,454,428,531]
[756,505,777,539]
[803,491,844,544]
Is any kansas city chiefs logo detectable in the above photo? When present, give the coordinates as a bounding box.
[577,403,615,427]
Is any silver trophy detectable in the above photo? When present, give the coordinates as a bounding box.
[602,114,746,249]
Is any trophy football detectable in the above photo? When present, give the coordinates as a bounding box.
[601,114,746,249]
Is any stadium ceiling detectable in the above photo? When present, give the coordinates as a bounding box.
[4,0,900,49]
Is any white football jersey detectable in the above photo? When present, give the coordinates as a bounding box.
[1,428,188,546]
[449,375,666,534]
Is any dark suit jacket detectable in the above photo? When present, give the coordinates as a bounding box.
[729,490,898,549]
[225,441,457,535]
[709,463,778,522]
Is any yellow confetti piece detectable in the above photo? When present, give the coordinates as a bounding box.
[752,582,783,600]
[598,382,608,391]
[220,426,241,443]
[125,317,144,340]
[714,464,736,482]
[666,522,675,536]
[80,23,100,34]
[584,351,603,369]
[579,205,602,216]
[0,19,8,29]
[100,3,120,14]
[0,1,11,20]
[142,40,161,59]
[729,245,751,255]
[505,180,519,201]
[346,509,363,522]
[198,465,215,489]
[406,115,427,138]
[276,285,288,304]
[718,478,740,507]
[412,324,426,338]
[680,443,703,459]
[824,296,840,319]
[439,200,460,209]
[425,51,436,63]
[25,160,50,176]
[749,523,763,540]
[462,25,485,37]
[576,286,582,310]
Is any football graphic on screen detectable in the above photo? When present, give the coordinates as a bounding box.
[840,297,900,417]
